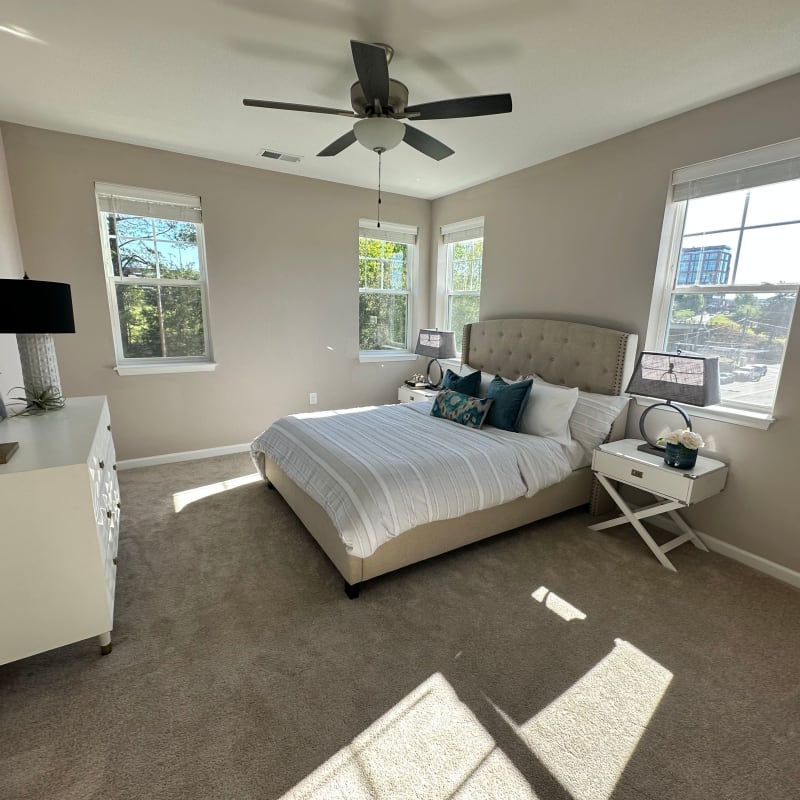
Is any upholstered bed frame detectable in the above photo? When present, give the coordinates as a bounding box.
[261,318,638,597]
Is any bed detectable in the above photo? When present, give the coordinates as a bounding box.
[251,318,638,597]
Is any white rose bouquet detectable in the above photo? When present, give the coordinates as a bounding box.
[658,428,704,450]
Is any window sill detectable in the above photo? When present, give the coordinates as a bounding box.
[114,362,218,376]
[359,351,418,363]
[633,396,774,430]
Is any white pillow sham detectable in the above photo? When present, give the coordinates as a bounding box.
[527,374,629,453]
[517,377,578,445]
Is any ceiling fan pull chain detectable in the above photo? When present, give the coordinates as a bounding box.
[377,149,382,228]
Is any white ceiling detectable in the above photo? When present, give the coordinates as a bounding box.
[1,1,800,200]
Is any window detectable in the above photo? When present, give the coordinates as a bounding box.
[358,220,417,355]
[439,218,484,351]
[647,139,800,417]
[95,183,213,372]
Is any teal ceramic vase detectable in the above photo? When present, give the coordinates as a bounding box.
[663,442,698,469]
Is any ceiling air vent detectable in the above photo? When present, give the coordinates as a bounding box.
[259,149,302,163]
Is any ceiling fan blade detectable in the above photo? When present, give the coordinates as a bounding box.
[402,125,454,161]
[405,93,512,120]
[243,99,357,118]
[350,40,390,111]
[317,129,357,157]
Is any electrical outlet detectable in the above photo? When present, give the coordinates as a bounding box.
[309,392,318,405]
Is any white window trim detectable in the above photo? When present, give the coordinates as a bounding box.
[436,217,484,334]
[95,183,215,374]
[358,219,418,358]
[643,139,800,427]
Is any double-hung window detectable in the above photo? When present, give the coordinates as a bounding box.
[95,183,214,373]
[440,218,484,351]
[647,139,800,419]
[358,220,417,356]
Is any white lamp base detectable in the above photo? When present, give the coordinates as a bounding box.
[16,333,65,405]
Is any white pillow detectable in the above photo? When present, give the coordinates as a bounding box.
[526,374,630,453]
[517,379,578,444]
[569,390,630,454]
[478,371,496,399]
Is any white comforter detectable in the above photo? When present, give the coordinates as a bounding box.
[250,401,574,558]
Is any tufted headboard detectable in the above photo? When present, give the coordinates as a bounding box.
[462,318,638,396]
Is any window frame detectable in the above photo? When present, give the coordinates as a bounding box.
[358,219,418,361]
[95,183,215,375]
[437,217,485,354]
[644,140,800,426]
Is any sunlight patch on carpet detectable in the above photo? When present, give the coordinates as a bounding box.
[280,672,540,799]
[499,638,672,800]
[172,473,261,512]
[531,586,587,621]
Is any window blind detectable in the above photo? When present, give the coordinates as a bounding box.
[441,217,484,244]
[359,219,417,245]
[95,182,202,224]
[671,137,800,201]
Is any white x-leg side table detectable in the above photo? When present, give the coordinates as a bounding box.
[589,439,728,571]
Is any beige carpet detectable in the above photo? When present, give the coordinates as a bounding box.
[1,452,798,800]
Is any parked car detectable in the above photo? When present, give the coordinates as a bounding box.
[719,372,736,385]
[733,365,767,382]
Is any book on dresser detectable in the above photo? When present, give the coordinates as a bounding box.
[0,396,120,664]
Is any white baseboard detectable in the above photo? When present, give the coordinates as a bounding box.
[648,517,800,589]
[117,443,251,471]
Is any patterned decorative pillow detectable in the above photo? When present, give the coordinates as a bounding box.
[441,368,481,397]
[430,389,493,428]
[485,376,533,432]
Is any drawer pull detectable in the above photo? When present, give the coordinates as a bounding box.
[99,460,105,469]
[106,510,113,519]
[107,424,112,432]
[112,557,118,566]
[116,502,121,509]
[112,464,117,471]
[631,469,643,479]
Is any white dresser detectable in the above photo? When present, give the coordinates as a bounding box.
[0,396,121,664]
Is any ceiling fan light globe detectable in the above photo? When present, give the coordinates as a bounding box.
[354,117,404,153]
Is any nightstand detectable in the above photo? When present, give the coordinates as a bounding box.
[589,438,728,571]
[397,385,438,403]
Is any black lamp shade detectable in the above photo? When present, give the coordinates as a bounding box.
[0,278,75,334]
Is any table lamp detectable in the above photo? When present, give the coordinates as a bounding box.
[625,350,720,454]
[414,328,457,388]
[0,274,76,411]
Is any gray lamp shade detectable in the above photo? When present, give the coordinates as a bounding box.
[626,351,721,407]
[0,278,75,334]
[414,329,457,360]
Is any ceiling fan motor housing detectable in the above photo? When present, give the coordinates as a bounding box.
[351,79,409,117]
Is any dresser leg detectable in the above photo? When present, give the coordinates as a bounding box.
[98,631,112,655]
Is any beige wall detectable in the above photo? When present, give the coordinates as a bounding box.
[0,127,24,403]
[0,125,431,459]
[431,72,800,572]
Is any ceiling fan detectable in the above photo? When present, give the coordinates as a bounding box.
[243,40,512,161]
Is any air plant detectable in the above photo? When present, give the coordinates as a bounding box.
[8,385,66,415]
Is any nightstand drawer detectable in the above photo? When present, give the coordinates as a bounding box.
[592,447,718,504]
[593,439,728,505]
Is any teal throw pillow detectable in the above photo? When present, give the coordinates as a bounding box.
[441,368,481,397]
[486,376,533,432]
[430,389,493,429]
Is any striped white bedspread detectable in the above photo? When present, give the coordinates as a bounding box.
[250,401,574,558]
